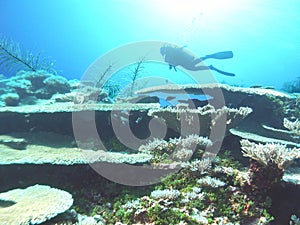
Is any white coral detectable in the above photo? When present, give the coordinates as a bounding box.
[122,199,141,212]
[150,189,181,200]
[169,134,212,149]
[241,139,300,169]
[181,187,204,204]
[173,148,194,161]
[181,158,211,173]
[290,214,300,225]
[138,138,169,153]
[138,135,212,161]
[197,176,226,188]
[284,118,300,136]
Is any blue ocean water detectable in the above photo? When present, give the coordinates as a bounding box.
[1,0,300,90]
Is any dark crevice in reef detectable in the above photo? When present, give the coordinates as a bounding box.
[268,182,300,225]
[0,164,154,216]
[0,164,152,194]
[0,164,99,193]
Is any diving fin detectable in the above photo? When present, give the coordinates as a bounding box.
[209,65,235,76]
[201,51,233,60]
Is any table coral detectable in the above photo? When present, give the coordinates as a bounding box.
[0,184,73,224]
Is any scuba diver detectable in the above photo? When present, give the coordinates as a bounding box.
[160,45,235,76]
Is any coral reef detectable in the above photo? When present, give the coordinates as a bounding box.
[284,118,300,136]
[241,139,300,196]
[148,104,252,137]
[241,139,300,169]
[136,83,300,148]
[0,184,73,224]
[282,77,300,93]
[139,134,212,164]
[99,150,273,224]
[0,80,299,224]
[181,158,212,174]
[0,70,114,107]
[1,92,20,106]
[0,135,27,150]
[0,70,71,105]
[291,214,300,225]
[43,75,71,94]
[150,189,181,200]
[284,167,300,185]
[0,132,152,165]
[197,176,226,188]
[230,127,300,148]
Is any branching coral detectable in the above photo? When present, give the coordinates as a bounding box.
[290,214,300,225]
[139,134,212,154]
[96,144,273,224]
[197,176,226,188]
[180,187,204,204]
[150,189,181,200]
[284,118,300,136]
[0,35,55,75]
[148,104,252,138]
[241,139,300,170]
[181,158,212,174]
[241,139,300,193]
[138,135,212,164]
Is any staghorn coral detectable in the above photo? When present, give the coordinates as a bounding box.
[241,139,300,170]
[180,187,205,204]
[140,134,212,153]
[138,138,169,154]
[138,134,212,164]
[214,166,249,187]
[290,214,300,225]
[284,118,300,136]
[197,176,226,188]
[181,158,212,174]
[148,104,252,137]
[150,189,181,200]
[169,134,213,150]
[99,148,273,224]
[241,139,300,194]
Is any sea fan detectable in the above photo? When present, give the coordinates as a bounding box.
[0,35,55,75]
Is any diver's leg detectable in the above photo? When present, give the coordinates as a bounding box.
[209,65,235,76]
[184,65,210,71]
[186,65,235,76]
[193,58,204,64]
